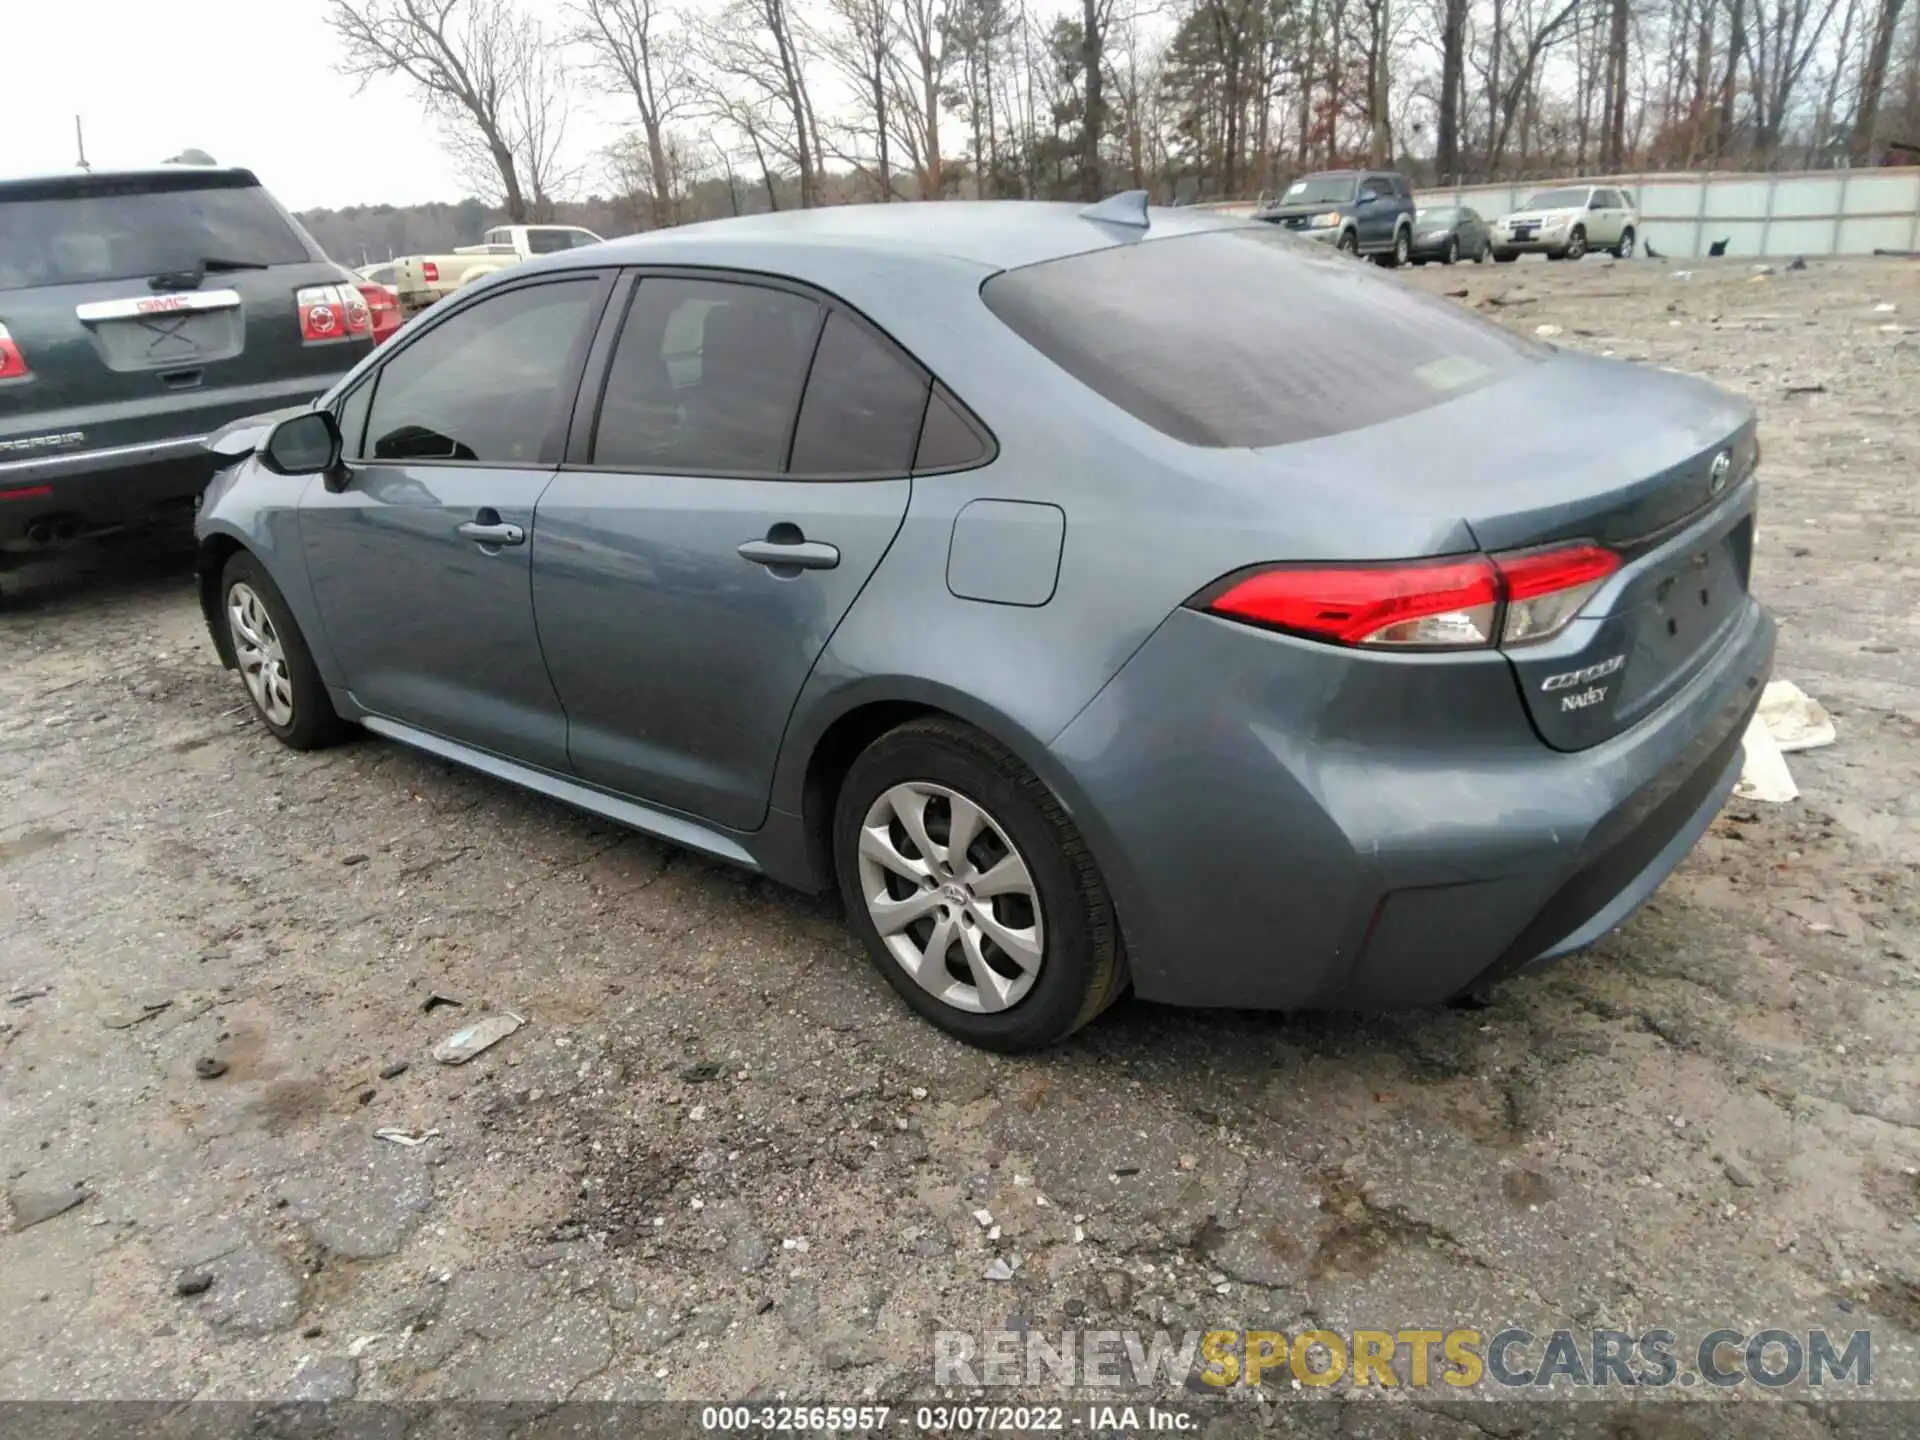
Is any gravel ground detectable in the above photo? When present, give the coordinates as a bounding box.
[1,255,1917,1432]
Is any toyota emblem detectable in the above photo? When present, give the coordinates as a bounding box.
[1709,450,1732,495]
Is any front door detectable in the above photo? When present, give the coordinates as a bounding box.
[301,274,608,770]
[532,274,926,831]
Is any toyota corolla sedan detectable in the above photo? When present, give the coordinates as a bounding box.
[194,196,1773,1052]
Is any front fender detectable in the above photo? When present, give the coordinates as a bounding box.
[193,459,339,685]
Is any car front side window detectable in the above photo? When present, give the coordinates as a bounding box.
[360,279,599,465]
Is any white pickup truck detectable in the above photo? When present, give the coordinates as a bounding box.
[390,224,605,314]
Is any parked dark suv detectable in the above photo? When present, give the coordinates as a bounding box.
[0,166,375,553]
[1255,169,1417,267]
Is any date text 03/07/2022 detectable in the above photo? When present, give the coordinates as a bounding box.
[698,1403,1199,1431]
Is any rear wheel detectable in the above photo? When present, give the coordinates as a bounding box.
[221,552,348,751]
[833,718,1126,1052]
[1613,227,1636,259]
[1475,240,1491,264]
[1379,227,1411,269]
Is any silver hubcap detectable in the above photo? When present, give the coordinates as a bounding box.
[856,782,1044,1014]
[1621,234,1634,257]
[227,582,295,728]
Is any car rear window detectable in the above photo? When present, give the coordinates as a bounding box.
[981,227,1545,448]
[0,173,309,291]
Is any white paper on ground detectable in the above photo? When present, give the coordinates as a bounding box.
[1757,679,1836,752]
[1735,712,1799,803]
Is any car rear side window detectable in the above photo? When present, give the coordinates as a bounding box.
[981,227,1545,448]
[594,277,822,473]
[788,311,930,477]
[361,279,598,464]
[0,174,308,291]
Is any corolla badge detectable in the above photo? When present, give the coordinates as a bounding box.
[1541,655,1626,692]
[1709,450,1732,495]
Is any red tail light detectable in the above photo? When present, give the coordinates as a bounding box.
[422,260,439,283]
[297,283,378,345]
[0,323,31,381]
[1201,542,1621,651]
[355,283,402,345]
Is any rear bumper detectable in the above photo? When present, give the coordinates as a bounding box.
[1048,596,1775,1010]
[0,374,349,544]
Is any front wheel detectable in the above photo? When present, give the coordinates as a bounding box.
[1474,241,1490,264]
[1335,229,1359,257]
[220,552,349,751]
[1563,227,1588,260]
[1443,237,1459,266]
[834,718,1126,1052]
[1613,227,1636,260]
[1493,250,1518,264]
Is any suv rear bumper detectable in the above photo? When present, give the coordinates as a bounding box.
[0,375,351,545]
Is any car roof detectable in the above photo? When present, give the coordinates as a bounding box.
[0,165,264,199]
[556,200,1257,276]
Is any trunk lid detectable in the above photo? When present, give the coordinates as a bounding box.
[1250,351,1759,751]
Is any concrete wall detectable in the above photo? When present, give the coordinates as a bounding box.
[1420,169,1920,259]
[1194,169,1920,258]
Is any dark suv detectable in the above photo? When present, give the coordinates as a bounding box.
[0,166,375,553]
[1255,169,1417,267]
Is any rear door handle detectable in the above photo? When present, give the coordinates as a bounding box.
[737,539,839,571]
[459,520,525,546]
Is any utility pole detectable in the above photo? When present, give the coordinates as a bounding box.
[75,115,91,171]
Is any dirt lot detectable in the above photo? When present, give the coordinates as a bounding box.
[2,256,1918,1432]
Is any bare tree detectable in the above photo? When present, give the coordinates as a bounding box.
[1851,0,1911,160]
[811,0,898,199]
[574,0,695,228]
[887,0,953,197]
[331,0,534,221]
[696,0,823,205]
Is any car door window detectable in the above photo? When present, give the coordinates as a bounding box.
[360,279,598,464]
[788,311,930,477]
[593,277,822,473]
[914,384,993,471]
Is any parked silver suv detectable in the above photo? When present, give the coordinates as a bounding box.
[1491,185,1639,262]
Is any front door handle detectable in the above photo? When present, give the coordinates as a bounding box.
[738,538,839,571]
[459,519,525,547]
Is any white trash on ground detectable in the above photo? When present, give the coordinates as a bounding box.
[431,1011,525,1064]
[1735,680,1837,804]
[1757,679,1837,752]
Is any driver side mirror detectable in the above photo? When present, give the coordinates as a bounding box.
[260,410,345,488]
[1357,189,1379,205]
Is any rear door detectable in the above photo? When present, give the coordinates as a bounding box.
[300,272,611,769]
[0,170,369,458]
[531,272,922,830]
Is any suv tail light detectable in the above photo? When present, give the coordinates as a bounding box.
[355,282,401,345]
[421,260,440,283]
[0,323,31,381]
[296,283,372,344]
[1198,542,1621,651]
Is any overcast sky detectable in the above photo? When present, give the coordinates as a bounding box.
[1,0,637,211]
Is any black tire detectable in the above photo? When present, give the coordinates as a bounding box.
[1443,236,1459,265]
[1379,227,1411,269]
[1335,229,1359,256]
[833,718,1127,1052]
[219,551,349,751]
[1564,226,1587,260]
[1475,241,1490,264]
[1493,250,1518,263]
[1613,227,1636,260]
